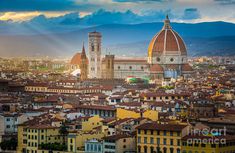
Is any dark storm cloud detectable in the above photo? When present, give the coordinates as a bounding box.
[24,9,172,25]
[0,0,97,12]
[182,8,201,20]
[214,0,235,5]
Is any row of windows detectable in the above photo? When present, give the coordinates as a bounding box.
[5,118,17,122]
[146,96,183,100]
[156,57,186,62]
[117,66,144,70]
[86,144,102,152]
[28,135,38,140]
[138,137,180,146]
[27,149,37,153]
[138,130,181,136]
[28,142,37,147]
[27,129,44,133]
[6,125,14,128]
[138,146,180,153]
[80,109,115,117]
[104,145,115,149]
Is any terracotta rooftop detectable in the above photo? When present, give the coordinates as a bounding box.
[136,122,187,131]
[104,134,132,141]
[76,105,116,111]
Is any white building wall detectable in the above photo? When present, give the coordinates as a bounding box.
[114,61,149,79]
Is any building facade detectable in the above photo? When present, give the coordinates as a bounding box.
[113,59,148,79]
[70,16,193,80]
[136,122,188,153]
[89,16,192,80]
[101,55,115,79]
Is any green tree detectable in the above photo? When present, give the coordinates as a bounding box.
[59,123,68,145]
[0,138,17,151]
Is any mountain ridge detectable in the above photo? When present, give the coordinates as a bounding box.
[0,21,235,57]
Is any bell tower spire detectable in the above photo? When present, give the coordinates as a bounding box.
[81,41,86,57]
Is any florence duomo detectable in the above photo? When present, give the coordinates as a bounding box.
[1,0,235,153]
[70,15,193,81]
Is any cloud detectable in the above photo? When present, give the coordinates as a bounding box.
[182,8,201,20]
[0,11,71,21]
[0,9,202,26]
[0,0,97,12]
[82,9,140,24]
[62,9,174,25]
[214,0,235,5]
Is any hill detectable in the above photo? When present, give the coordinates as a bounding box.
[0,22,235,57]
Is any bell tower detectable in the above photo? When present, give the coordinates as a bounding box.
[88,31,102,78]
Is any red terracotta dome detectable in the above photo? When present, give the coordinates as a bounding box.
[70,53,82,65]
[182,63,193,72]
[148,16,187,59]
[70,44,88,65]
[150,64,164,73]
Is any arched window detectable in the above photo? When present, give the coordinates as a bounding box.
[150,146,154,153]
[138,146,141,153]
[163,147,167,153]
[177,148,180,153]
[91,43,94,51]
[170,148,174,153]
[144,146,148,153]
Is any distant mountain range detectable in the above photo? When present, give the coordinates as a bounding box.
[0,21,235,57]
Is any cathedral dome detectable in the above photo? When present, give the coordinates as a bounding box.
[70,44,88,65]
[70,53,82,65]
[148,15,187,60]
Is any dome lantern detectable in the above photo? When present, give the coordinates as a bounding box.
[163,15,171,30]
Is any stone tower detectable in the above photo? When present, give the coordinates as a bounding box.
[80,43,88,80]
[88,31,102,78]
[101,54,115,79]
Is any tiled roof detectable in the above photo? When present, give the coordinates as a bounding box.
[136,122,187,131]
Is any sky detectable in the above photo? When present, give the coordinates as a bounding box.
[0,0,234,23]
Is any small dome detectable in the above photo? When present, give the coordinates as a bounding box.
[182,63,193,71]
[150,64,164,73]
[148,16,187,60]
[70,53,82,65]
[70,43,88,65]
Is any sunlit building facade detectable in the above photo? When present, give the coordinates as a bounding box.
[71,16,193,80]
